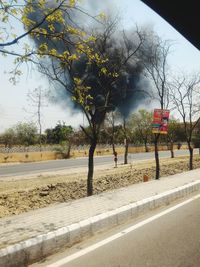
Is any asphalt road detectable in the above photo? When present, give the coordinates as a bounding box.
[39,194,200,267]
[0,149,198,177]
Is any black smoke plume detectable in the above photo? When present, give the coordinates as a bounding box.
[27,1,150,123]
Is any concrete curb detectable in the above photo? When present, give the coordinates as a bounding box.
[1,180,200,267]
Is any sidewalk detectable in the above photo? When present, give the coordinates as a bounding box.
[1,169,200,267]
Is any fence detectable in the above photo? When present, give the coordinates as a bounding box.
[0,143,189,163]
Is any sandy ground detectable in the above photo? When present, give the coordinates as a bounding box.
[0,155,200,218]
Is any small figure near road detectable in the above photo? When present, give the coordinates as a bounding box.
[114,151,118,168]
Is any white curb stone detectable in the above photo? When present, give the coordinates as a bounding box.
[130,202,138,218]
[117,205,132,224]
[107,210,118,227]
[55,227,70,249]
[68,223,81,246]
[79,219,91,239]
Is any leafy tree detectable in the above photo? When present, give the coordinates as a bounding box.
[167,118,181,158]
[0,128,17,148]
[192,120,200,153]
[45,122,73,144]
[14,122,38,146]
[129,109,153,152]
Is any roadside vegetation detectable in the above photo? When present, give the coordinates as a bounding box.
[0,109,199,157]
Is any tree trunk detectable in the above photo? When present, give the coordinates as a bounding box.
[111,112,116,156]
[170,141,174,158]
[39,135,42,152]
[111,138,116,155]
[144,140,149,152]
[66,142,71,158]
[188,144,193,170]
[124,138,128,164]
[87,138,97,196]
[154,134,160,179]
[38,93,42,152]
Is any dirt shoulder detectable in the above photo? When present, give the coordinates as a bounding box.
[0,155,200,218]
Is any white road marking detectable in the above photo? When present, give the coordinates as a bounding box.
[47,193,200,267]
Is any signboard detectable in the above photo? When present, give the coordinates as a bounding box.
[152,109,170,134]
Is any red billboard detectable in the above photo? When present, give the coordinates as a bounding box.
[152,109,170,134]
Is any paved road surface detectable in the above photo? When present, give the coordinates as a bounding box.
[0,149,198,177]
[35,194,200,267]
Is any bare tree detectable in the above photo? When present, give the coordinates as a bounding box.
[26,86,47,151]
[139,33,172,179]
[104,111,118,155]
[170,73,200,169]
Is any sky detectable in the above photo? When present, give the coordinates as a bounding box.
[0,0,200,133]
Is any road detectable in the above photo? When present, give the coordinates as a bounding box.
[34,194,200,267]
[0,149,198,177]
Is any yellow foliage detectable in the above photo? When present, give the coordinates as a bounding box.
[98,12,106,20]
[48,24,55,32]
[100,67,107,75]
[69,0,76,7]
[38,43,48,52]
[49,49,58,56]
[68,54,79,60]
[87,36,97,43]
[21,15,35,28]
[1,0,121,106]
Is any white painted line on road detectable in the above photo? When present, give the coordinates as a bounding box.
[47,193,200,267]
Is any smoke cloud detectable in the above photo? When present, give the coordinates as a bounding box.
[27,0,151,121]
